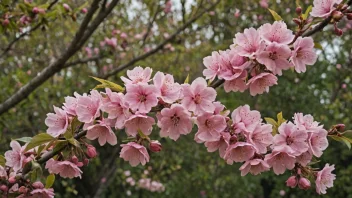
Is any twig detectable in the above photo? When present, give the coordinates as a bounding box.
[141,4,161,47]
[101,0,221,79]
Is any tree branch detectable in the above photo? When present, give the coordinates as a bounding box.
[0,0,119,116]
[101,0,221,79]
[141,4,161,47]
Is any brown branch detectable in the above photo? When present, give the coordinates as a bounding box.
[63,56,100,68]
[141,4,161,47]
[0,0,120,116]
[101,0,221,79]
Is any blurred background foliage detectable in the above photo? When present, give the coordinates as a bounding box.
[1,0,352,197]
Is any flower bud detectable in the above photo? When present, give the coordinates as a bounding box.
[149,141,162,153]
[2,19,9,26]
[336,124,345,132]
[298,177,311,190]
[8,176,16,184]
[86,145,97,158]
[335,28,343,36]
[347,13,352,20]
[32,181,44,189]
[296,7,302,15]
[285,176,298,188]
[32,7,39,14]
[83,158,89,165]
[0,185,8,192]
[81,8,88,14]
[293,18,301,25]
[332,11,344,21]
[18,186,27,194]
[71,155,79,164]
[63,3,71,11]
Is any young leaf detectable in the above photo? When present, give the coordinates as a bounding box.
[329,135,351,149]
[184,74,190,84]
[14,137,32,143]
[45,174,55,188]
[0,155,5,166]
[268,9,283,21]
[265,117,278,135]
[314,42,323,50]
[91,76,125,92]
[25,133,55,152]
[68,138,81,148]
[302,5,312,20]
[277,112,286,126]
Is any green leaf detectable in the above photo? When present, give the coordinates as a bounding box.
[295,0,301,7]
[277,112,286,126]
[184,74,190,84]
[329,135,351,149]
[45,174,55,188]
[68,138,80,148]
[36,144,46,155]
[302,5,312,20]
[25,133,55,152]
[52,141,68,153]
[343,130,352,138]
[268,9,283,21]
[314,42,323,50]
[14,137,32,143]
[0,155,5,166]
[265,117,278,135]
[91,76,124,92]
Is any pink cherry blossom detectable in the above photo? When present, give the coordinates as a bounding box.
[231,105,261,133]
[293,113,323,131]
[218,49,250,81]
[239,159,270,176]
[120,142,150,167]
[0,166,7,179]
[121,66,152,85]
[259,0,269,8]
[5,141,26,172]
[315,164,336,194]
[86,120,117,146]
[181,77,216,115]
[157,104,193,141]
[204,132,231,158]
[76,91,101,123]
[308,129,328,157]
[223,71,248,93]
[30,188,55,198]
[124,114,155,136]
[247,124,273,154]
[124,84,159,113]
[233,28,265,58]
[45,159,82,179]
[311,0,342,18]
[45,106,68,137]
[247,72,278,96]
[195,112,227,142]
[296,151,313,166]
[224,142,256,164]
[291,37,317,73]
[273,122,308,156]
[264,148,296,175]
[203,51,226,81]
[153,72,181,103]
[259,21,294,44]
[101,88,130,129]
[63,92,81,116]
[257,43,291,75]
[213,101,229,116]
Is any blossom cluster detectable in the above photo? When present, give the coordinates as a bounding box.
[203,20,317,96]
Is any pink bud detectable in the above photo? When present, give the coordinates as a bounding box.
[18,186,27,193]
[298,177,311,190]
[296,7,302,15]
[149,141,162,153]
[63,3,71,11]
[120,32,128,39]
[336,64,342,69]
[336,124,345,132]
[347,13,352,20]
[2,19,9,26]
[32,181,44,189]
[86,145,97,158]
[335,28,343,36]
[332,11,344,21]
[8,177,16,184]
[285,176,298,188]
[81,8,88,14]
[342,83,347,89]
[71,155,79,164]
[0,185,8,192]
[83,158,89,165]
[32,7,39,14]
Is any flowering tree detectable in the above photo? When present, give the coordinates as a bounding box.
[1,0,352,197]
